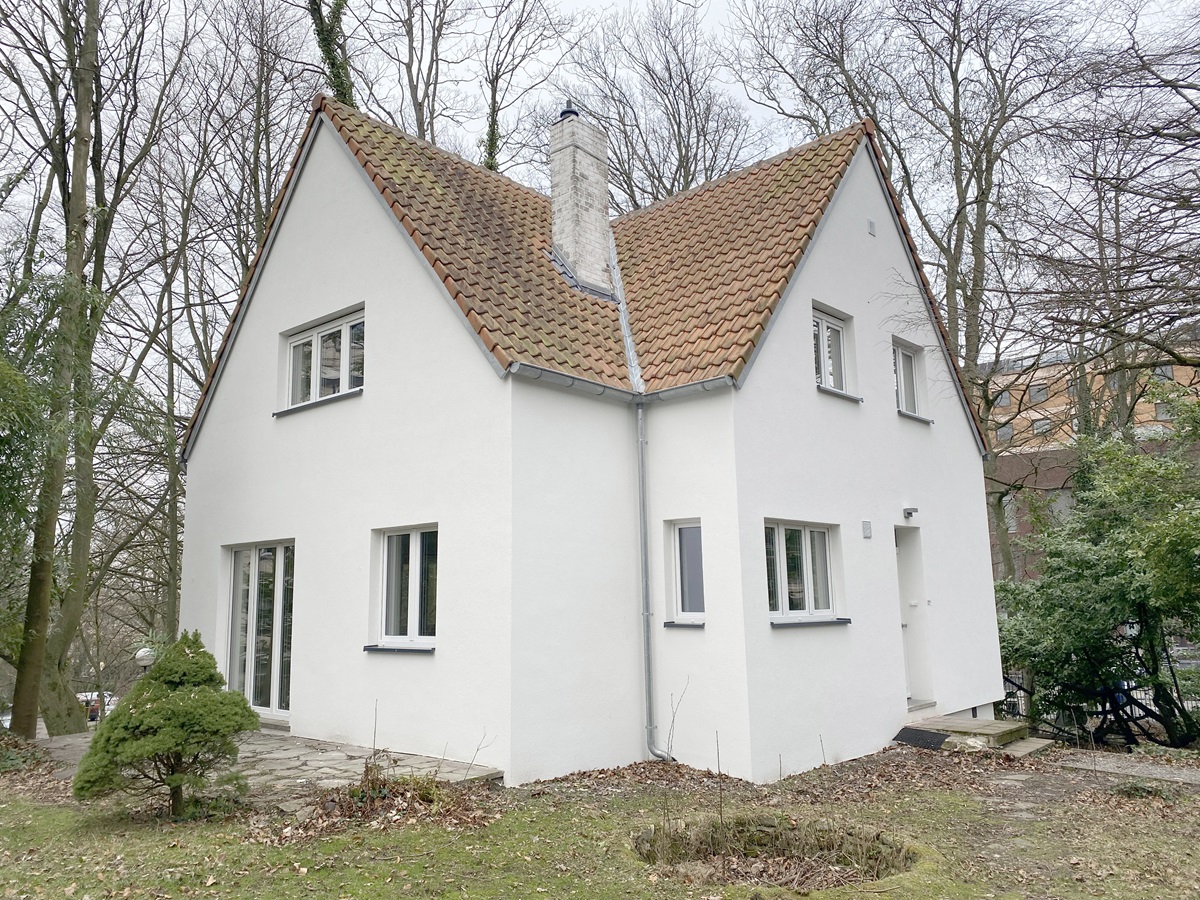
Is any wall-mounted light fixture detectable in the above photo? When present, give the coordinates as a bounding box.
[903,507,918,519]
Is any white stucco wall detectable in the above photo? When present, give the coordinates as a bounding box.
[642,391,755,777]
[730,142,1003,781]
[507,380,644,784]
[181,123,1002,787]
[180,120,515,775]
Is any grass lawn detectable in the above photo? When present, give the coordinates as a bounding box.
[2,739,1199,899]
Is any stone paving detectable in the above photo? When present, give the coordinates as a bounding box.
[37,726,503,807]
[1054,749,1200,786]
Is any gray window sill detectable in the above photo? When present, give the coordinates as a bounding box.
[897,409,934,425]
[663,621,704,629]
[274,387,364,417]
[363,643,434,654]
[770,617,852,628]
[817,385,863,403]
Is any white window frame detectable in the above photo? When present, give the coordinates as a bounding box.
[287,312,365,407]
[670,520,705,624]
[764,521,836,621]
[812,310,848,393]
[379,526,438,648]
[1032,417,1052,435]
[228,541,295,718]
[893,343,921,415]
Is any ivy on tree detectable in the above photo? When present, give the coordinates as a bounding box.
[73,632,258,816]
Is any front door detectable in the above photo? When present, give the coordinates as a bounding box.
[229,544,294,717]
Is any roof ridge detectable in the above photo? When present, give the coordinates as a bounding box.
[315,93,551,203]
[613,120,869,224]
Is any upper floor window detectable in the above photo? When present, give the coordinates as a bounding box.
[812,312,846,392]
[764,522,834,619]
[995,390,1011,408]
[1153,364,1174,383]
[289,314,364,406]
[1029,383,1049,404]
[893,344,920,415]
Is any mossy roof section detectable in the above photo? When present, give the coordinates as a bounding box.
[320,96,632,389]
[611,123,867,391]
[321,97,870,393]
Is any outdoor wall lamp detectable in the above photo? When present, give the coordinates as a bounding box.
[903,507,918,519]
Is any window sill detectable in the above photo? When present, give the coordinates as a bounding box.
[363,643,434,654]
[663,621,705,629]
[897,409,934,425]
[817,385,863,403]
[274,387,364,417]
[770,617,852,628]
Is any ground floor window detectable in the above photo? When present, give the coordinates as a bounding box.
[671,521,705,623]
[383,527,438,644]
[764,522,834,618]
[230,543,294,714]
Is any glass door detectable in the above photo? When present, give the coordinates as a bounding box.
[229,543,294,716]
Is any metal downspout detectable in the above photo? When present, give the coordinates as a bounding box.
[638,401,673,761]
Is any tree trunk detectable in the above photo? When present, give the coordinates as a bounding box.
[9,421,71,739]
[170,783,184,818]
[9,0,99,739]
[165,291,180,641]
[39,665,87,735]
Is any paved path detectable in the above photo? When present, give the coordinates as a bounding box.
[37,728,503,805]
[1054,750,1200,786]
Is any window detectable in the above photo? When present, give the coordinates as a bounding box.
[1029,383,1049,404]
[893,344,920,415]
[764,522,834,619]
[995,390,1011,408]
[288,314,364,406]
[1155,402,1175,421]
[996,422,1013,442]
[229,543,294,715]
[812,312,846,392]
[1153,365,1174,383]
[1032,417,1052,435]
[382,528,438,643]
[672,522,705,622]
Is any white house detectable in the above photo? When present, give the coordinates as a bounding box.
[179,95,1004,785]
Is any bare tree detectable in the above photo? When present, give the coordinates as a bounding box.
[2,0,192,735]
[1033,12,1200,378]
[570,0,765,213]
[356,0,474,145]
[476,0,577,171]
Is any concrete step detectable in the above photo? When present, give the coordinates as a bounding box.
[1000,737,1055,759]
[909,715,1029,749]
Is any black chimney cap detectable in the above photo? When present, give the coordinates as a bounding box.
[559,100,579,120]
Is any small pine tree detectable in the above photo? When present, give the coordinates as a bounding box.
[73,631,259,816]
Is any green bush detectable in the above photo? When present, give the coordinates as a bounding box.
[73,631,259,816]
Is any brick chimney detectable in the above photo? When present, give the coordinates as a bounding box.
[549,103,610,291]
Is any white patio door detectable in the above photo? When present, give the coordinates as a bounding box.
[229,543,294,717]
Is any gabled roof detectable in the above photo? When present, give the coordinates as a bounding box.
[183,95,984,458]
[612,125,865,391]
